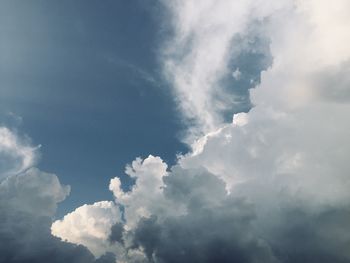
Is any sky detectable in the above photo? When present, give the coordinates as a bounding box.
[1,1,350,263]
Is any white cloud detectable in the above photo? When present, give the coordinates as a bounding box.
[0,126,38,180]
[161,0,288,138]
[178,0,350,205]
[232,68,242,80]
[0,167,70,217]
[109,156,183,229]
[51,201,122,257]
[232,112,248,127]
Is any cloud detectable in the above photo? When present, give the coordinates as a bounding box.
[232,68,242,80]
[265,205,350,263]
[1,167,70,217]
[131,166,278,263]
[51,201,122,257]
[174,0,350,261]
[160,0,285,138]
[95,253,117,263]
[59,158,277,262]
[312,61,350,103]
[0,168,94,263]
[109,156,179,228]
[109,222,125,245]
[0,127,37,179]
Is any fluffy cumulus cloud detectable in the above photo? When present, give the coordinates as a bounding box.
[0,128,115,263]
[51,201,122,257]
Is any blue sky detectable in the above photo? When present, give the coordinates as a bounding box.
[0,0,188,216]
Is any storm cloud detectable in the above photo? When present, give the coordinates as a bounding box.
[130,167,277,263]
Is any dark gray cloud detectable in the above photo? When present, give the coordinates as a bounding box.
[109,222,125,245]
[314,61,350,103]
[95,253,117,263]
[109,166,350,263]
[266,206,350,263]
[130,167,278,263]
